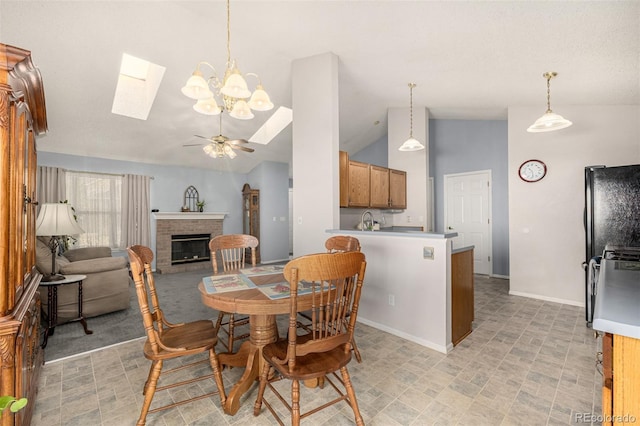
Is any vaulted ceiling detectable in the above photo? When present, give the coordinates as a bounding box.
[2,1,638,174]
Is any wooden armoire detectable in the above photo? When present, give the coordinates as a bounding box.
[0,43,47,425]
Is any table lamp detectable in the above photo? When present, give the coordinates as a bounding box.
[35,203,85,282]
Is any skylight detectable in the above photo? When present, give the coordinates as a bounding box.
[111,53,165,120]
[249,106,293,145]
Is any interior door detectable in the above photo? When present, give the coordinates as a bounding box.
[444,170,491,275]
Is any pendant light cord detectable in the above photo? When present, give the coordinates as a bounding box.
[409,83,416,138]
[226,0,231,65]
[546,75,552,113]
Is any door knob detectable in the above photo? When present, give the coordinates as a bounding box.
[448,226,454,230]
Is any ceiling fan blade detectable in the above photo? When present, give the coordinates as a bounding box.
[194,135,212,141]
[228,138,249,145]
[231,145,255,153]
[183,143,204,147]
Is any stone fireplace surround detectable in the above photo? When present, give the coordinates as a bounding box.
[155,212,225,274]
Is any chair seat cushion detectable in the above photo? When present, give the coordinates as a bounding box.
[144,319,219,360]
[262,335,352,381]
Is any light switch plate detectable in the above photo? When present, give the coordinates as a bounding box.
[423,246,434,259]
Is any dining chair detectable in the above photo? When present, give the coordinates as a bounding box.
[209,234,259,352]
[253,251,367,426]
[127,245,226,426]
[298,235,363,362]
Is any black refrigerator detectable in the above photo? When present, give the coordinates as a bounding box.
[584,164,640,324]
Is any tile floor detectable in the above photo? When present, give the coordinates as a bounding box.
[32,276,602,425]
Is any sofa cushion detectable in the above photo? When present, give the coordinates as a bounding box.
[64,247,112,262]
[59,256,127,275]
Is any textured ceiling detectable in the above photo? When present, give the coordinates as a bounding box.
[1,1,638,174]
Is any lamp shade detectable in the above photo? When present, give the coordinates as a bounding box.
[526,111,573,133]
[181,73,213,100]
[248,85,274,111]
[193,97,222,115]
[229,99,254,120]
[221,72,251,99]
[398,137,425,152]
[36,204,84,236]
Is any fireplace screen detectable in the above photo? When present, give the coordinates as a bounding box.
[171,234,210,264]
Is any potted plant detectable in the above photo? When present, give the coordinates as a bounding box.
[0,396,27,417]
[196,200,206,212]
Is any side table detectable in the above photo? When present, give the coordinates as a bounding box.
[40,274,93,349]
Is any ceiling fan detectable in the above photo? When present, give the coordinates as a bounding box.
[183,114,255,159]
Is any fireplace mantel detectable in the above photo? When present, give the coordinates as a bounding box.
[154,212,227,220]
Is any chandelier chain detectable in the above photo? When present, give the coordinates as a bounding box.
[546,75,551,113]
[226,0,231,65]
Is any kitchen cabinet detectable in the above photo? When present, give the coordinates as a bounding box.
[0,43,47,426]
[452,246,474,346]
[601,332,640,425]
[347,160,370,208]
[339,151,407,209]
[389,169,407,209]
[369,165,389,208]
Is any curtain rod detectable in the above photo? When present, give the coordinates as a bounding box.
[65,169,154,179]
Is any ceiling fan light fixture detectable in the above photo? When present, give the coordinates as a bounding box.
[193,97,222,115]
[527,71,572,133]
[399,82,425,152]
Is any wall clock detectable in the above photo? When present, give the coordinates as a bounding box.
[518,159,547,182]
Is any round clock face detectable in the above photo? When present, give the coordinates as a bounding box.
[518,160,547,182]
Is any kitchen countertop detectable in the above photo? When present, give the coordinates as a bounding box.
[592,258,640,339]
[329,229,458,239]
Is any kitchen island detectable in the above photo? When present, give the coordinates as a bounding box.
[326,229,466,353]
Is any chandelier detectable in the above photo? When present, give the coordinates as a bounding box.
[527,72,572,133]
[181,0,274,120]
[398,83,425,151]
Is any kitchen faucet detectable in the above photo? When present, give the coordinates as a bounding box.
[360,210,374,231]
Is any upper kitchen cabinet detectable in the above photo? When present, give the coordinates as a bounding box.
[389,169,407,209]
[370,165,390,208]
[339,151,407,209]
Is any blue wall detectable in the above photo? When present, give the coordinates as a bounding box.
[350,118,509,277]
[38,152,291,265]
[429,119,509,276]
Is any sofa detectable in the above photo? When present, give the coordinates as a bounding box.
[36,238,131,323]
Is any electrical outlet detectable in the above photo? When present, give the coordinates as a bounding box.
[407,215,412,223]
[388,294,395,306]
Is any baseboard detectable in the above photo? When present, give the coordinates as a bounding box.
[490,274,509,280]
[45,336,146,364]
[260,258,289,264]
[508,290,584,307]
[357,317,451,354]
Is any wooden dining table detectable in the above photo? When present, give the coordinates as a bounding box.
[199,269,314,416]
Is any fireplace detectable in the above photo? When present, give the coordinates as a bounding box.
[155,212,225,274]
[171,234,210,264]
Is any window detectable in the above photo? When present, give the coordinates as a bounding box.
[66,172,122,249]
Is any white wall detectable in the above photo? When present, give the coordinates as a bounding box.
[508,105,640,306]
[388,106,429,228]
[292,52,340,256]
[330,230,453,353]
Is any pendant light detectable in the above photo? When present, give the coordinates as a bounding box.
[527,72,572,133]
[399,83,425,151]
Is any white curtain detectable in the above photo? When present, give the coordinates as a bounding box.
[36,166,66,204]
[66,172,121,249]
[121,174,151,247]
